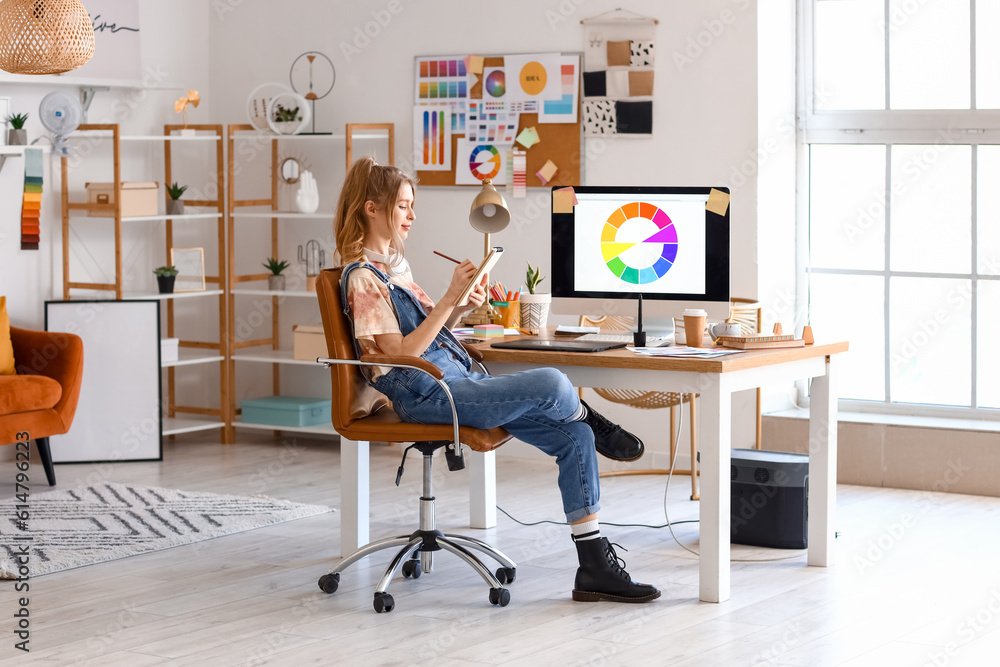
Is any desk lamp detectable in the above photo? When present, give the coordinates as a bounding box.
[462,179,510,325]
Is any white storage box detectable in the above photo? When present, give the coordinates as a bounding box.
[160,338,180,362]
[85,181,159,217]
[293,325,327,361]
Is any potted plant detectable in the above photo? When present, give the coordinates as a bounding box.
[263,257,290,291]
[6,112,28,145]
[153,266,179,294]
[272,103,303,136]
[166,182,187,215]
[519,262,551,333]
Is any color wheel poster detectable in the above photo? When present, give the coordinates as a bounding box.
[413,106,452,171]
[455,138,509,185]
[572,193,708,295]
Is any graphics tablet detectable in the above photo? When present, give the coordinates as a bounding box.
[490,339,627,353]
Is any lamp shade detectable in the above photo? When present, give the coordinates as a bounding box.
[469,179,511,234]
[0,0,96,75]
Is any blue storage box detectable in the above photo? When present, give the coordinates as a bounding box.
[241,396,332,427]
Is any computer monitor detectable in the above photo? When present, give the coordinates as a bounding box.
[550,186,731,327]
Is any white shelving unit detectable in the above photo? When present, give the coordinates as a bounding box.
[225,123,394,440]
[61,123,229,441]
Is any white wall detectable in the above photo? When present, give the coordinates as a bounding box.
[208,0,761,463]
[0,0,212,330]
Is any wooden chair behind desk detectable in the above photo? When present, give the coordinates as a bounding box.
[578,314,700,501]
[314,267,516,614]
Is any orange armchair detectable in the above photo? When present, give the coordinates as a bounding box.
[0,327,84,486]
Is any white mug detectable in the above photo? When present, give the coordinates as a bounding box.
[709,322,742,341]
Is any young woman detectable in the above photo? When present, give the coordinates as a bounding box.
[333,157,659,603]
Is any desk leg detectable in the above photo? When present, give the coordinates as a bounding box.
[699,376,731,603]
[468,449,497,529]
[808,355,839,567]
[340,438,369,555]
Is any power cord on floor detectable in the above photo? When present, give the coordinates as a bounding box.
[498,401,806,563]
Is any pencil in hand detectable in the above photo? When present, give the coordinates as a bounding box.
[433,250,462,264]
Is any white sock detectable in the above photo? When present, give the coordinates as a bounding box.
[571,518,601,542]
[571,402,587,422]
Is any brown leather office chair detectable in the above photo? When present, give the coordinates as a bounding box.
[315,267,515,613]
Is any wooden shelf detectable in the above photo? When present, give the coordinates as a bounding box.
[232,416,337,435]
[231,132,388,141]
[161,349,225,368]
[69,213,222,222]
[231,288,317,298]
[233,348,325,366]
[163,416,226,436]
[230,211,333,219]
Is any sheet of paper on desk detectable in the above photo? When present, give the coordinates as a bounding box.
[632,346,742,357]
[555,325,600,334]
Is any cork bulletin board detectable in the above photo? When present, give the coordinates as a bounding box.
[414,53,583,189]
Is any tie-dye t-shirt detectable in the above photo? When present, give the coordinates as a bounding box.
[345,257,435,378]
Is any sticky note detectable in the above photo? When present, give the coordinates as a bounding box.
[469,55,484,74]
[516,126,540,149]
[536,159,558,184]
[706,188,731,215]
[552,187,576,214]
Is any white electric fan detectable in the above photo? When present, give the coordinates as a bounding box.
[39,92,84,157]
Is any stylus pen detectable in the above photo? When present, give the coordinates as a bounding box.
[433,250,461,264]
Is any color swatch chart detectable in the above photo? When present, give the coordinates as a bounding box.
[419,108,447,167]
[467,101,519,143]
[417,58,469,100]
[601,202,678,285]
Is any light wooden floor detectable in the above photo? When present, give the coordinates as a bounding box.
[2,431,999,666]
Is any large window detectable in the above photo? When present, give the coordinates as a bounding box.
[801,0,1000,416]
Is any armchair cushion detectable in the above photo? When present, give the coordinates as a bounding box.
[0,375,61,414]
[0,297,14,375]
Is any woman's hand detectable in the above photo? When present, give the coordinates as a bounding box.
[463,275,488,311]
[441,259,479,308]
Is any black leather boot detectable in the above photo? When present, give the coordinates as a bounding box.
[581,400,644,461]
[572,537,661,603]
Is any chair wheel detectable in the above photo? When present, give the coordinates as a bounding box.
[495,567,516,585]
[402,559,422,579]
[489,587,510,607]
[318,573,340,594]
[374,591,395,613]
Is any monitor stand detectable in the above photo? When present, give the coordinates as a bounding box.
[633,317,674,337]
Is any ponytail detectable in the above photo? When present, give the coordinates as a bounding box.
[334,157,415,266]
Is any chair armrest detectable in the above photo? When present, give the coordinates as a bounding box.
[9,327,84,430]
[318,354,459,448]
[460,342,484,363]
[360,354,443,379]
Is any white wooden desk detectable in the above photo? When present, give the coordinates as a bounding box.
[337,335,848,603]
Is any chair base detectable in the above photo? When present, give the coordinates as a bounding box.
[318,443,517,613]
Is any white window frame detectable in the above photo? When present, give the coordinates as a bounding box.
[797,0,1000,419]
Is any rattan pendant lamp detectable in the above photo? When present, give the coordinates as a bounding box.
[0,0,96,75]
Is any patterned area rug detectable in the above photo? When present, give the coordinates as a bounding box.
[0,483,331,578]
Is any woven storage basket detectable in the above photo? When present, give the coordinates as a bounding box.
[0,0,96,75]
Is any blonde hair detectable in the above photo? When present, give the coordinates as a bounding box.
[334,157,415,266]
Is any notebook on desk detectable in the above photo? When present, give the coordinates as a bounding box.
[490,339,627,353]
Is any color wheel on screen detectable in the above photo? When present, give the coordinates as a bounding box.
[469,145,502,180]
[601,202,678,284]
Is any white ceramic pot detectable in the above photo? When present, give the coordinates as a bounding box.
[518,293,550,333]
[8,129,27,146]
[267,275,285,291]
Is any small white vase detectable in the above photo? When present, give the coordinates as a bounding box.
[518,293,551,333]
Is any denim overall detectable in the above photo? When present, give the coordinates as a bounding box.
[341,262,600,522]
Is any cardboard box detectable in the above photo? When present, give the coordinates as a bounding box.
[160,338,179,362]
[293,324,327,361]
[241,396,331,427]
[85,182,159,217]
